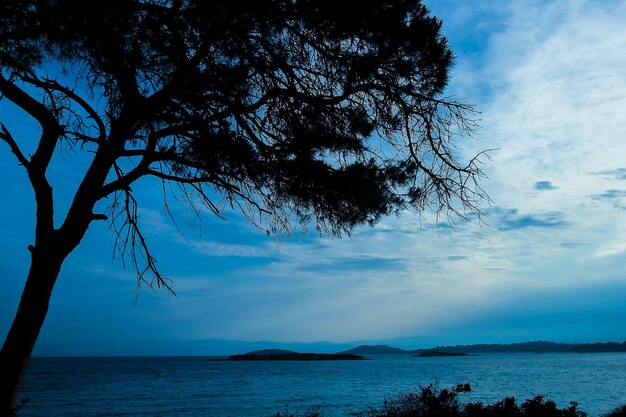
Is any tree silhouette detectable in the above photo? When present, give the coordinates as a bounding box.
[0,0,487,414]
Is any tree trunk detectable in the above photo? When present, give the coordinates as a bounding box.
[0,245,64,417]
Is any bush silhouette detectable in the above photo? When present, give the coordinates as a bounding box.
[351,384,589,417]
[604,405,626,417]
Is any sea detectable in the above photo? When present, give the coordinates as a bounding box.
[18,353,626,417]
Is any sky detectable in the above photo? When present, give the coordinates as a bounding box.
[2,0,626,355]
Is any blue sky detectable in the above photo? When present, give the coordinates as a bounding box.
[2,0,626,354]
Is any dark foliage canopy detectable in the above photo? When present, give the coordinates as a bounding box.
[0,3,490,412]
[0,0,487,288]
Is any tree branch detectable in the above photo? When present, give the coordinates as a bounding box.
[0,123,30,168]
[115,184,176,298]
[0,74,62,173]
[22,75,107,143]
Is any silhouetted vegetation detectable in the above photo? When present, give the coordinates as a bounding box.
[355,383,476,417]
[603,405,626,417]
[0,1,487,413]
[275,405,324,417]
[277,383,614,417]
[568,342,626,353]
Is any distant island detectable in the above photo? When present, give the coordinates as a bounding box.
[419,341,626,354]
[337,341,626,355]
[339,344,408,355]
[227,349,365,361]
[217,341,626,361]
[416,350,471,357]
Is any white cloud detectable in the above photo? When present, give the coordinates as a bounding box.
[185,238,276,258]
[87,0,626,343]
[594,241,626,259]
[7,0,626,347]
[233,0,626,341]
[480,0,626,210]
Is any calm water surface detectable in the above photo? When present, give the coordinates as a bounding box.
[19,353,626,417]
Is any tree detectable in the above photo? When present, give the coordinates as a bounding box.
[0,0,487,414]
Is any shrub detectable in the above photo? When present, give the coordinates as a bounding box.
[275,404,324,417]
[279,384,626,417]
[604,405,626,417]
[352,384,587,417]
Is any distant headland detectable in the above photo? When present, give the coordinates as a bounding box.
[34,339,626,357]
[227,349,365,361]
[219,341,626,361]
[338,341,626,355]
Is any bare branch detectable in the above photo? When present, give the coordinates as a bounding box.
[0,74,62,173]
[108,163,176,299]
[21,75,107,143]
[0,123,30,168]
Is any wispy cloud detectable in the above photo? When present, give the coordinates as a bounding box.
[534,181,557,191]
[594,241,626,259]
[493,208,568,231]
[168,0,626,342]
[32,0,626,345]
[186,239,277,258]
[591,168,626,181]
[590,189,626,209]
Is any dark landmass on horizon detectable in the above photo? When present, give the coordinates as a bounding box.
[224,341,626,360]
[227,350,365,361]
[244,349,296,355]
[338,344,408,355]
[416,350,471,357]
[340,341,626,355]
[32,339,626,357]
